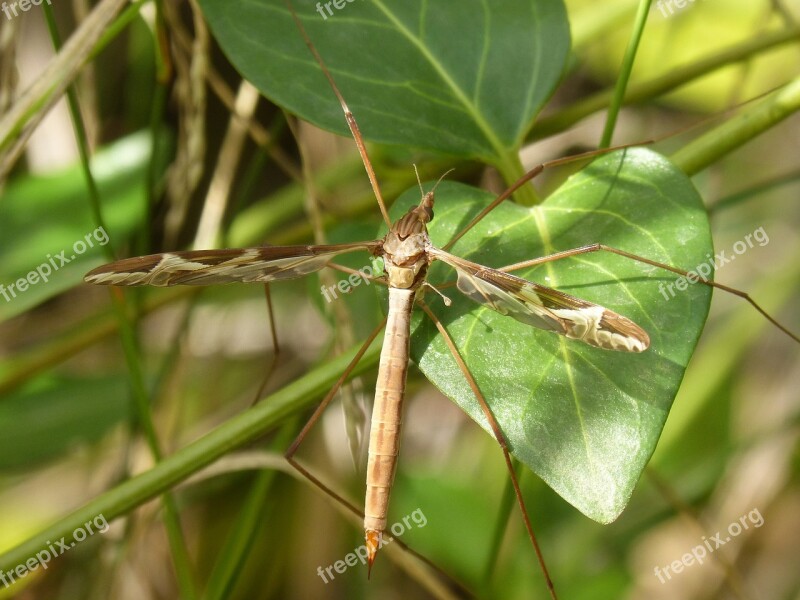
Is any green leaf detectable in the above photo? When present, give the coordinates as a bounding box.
[197,0,570,162]
[0,375,131,470]
[397,148,713,523]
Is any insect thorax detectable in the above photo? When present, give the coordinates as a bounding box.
[382,230,430,290]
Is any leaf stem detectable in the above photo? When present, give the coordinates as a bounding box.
[600,0,653,148]
[496,150,540,205]
[671,75,800,176]
[534,24,800,140]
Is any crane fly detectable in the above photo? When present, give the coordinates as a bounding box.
[83,1,800,596]
[83,179,651,564]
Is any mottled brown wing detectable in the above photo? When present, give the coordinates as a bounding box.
[429,248,649,352]
[84,241,382,287]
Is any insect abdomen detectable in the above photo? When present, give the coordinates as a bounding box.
[364,287,415,566]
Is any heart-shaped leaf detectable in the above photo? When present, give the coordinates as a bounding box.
[392,148,712,522]
[198,0,570,161]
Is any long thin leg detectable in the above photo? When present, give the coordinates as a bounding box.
[287,441,473,599]
[286,109,373,470]
[327,262,388,286]
[497,243,799,344]
[283,317,388,554]
[285,445,472,599]
[251,283,282,406]
[283,0,392,228]
[284,316,386,503]
[418,301,558,600]
[443,143,644,251]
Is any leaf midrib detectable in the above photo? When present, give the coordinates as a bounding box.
[371,0,510,163]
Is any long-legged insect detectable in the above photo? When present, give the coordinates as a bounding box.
[84,2,799,597]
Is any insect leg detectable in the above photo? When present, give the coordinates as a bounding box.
[250,284,282,406]
[282,316,468,593]
[498,243,798,343]
[418,301,558,600]
[284,317,386,516]
[283,0,392,228]
[443,144,643,251]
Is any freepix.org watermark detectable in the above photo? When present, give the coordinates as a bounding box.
[320,258,382,303]
[654,507,764,584]
[0,513,110,588]
[655,0,705,18]
[0,225,110,303]
[315,0,361,20]
[316,508,427,583]
[1,0,52,21]
[658,226,769,302]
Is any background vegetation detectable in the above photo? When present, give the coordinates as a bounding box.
[0,0,798,599]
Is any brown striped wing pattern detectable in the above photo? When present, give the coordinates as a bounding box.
[429,247,650,353]
[84,242,382,287]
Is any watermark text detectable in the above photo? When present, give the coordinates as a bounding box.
[654,507,764,584]
[658,226,768,302]
[320,259,382,303]
[655,0,706,18]
[2,0,52,21]
[316,508,427,583]
[0,225,110,303]
[316,0,361,20]
[0,513,110,588]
